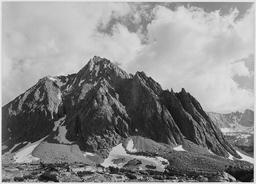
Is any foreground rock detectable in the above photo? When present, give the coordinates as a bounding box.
[208,172,236,182]
[2,162,253,182]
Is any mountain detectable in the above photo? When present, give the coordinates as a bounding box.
[240,109,254,127]
[208,109,254,132]
[2,56,253,181]
[208,110,254,155]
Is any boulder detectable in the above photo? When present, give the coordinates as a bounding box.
[223,172,236,182]
[125,159,142,166]
[209,172,236,182]
[13,176,24,182]
[123,159,142,170]
[145,165,156,169]
[125,172,137,180]
[112,158,126,165]
[38,171,59,182]
[196,175,208,182]
[109,166,119,174]
[152,174,165,180]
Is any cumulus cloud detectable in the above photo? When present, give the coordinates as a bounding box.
[2,2,142,104]
[127,5,254,112]
[231,62,250,77]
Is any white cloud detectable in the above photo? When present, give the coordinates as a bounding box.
[2,2,141,104]
[127,5,254,112]
[231,62,250,77]
[90,24,143,67]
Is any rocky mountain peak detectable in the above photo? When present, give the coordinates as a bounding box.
[240,109,254,127]
[244,109,253,115]
[2,56,247,166]
[76,56,130,86]
[181,88,186,93]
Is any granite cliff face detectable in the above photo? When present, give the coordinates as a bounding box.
[2,56,241,162]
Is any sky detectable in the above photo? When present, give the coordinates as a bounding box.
[2,2,254,113]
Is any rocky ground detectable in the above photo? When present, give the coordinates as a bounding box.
[2,161,252,182]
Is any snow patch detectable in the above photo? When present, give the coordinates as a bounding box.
[83,152,97,157]
[9,143,22,153]
[57,91,62,100]
[228,153,233,160]
[79,80,85,86]
[66,84,72,91]
[53,116,66,131]
[221,128,232,133]
[236,150,254,164]
[95,65,100,76]
[14,136,48,163]
[54,125,72,144]
[89,60,94,71]
[48,76,57,81]
[173,145,186,151]
[228,151,254,164]
[72,77,77,85]
[208,149,214,155]
[126,139,137,153]
[101,143,169,172]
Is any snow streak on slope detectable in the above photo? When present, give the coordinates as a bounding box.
[236,150,254,164]
[226,151,253,164]
[79,79,85,86]
[14,136,48,163]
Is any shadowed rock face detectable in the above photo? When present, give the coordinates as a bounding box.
[2,56,240,160]
[160,90,239,158]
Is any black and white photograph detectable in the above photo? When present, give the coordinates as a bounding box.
[1,1,254,182]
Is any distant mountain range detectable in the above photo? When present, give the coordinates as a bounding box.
[208,110,254,155]
[208,109,254,133]
[2,56,254,182]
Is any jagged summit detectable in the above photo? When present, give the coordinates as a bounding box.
[2,56,248,166]
[91,55,106,62]
[76,56,130,87]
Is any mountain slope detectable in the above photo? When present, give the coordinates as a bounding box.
[2,56,246,164]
